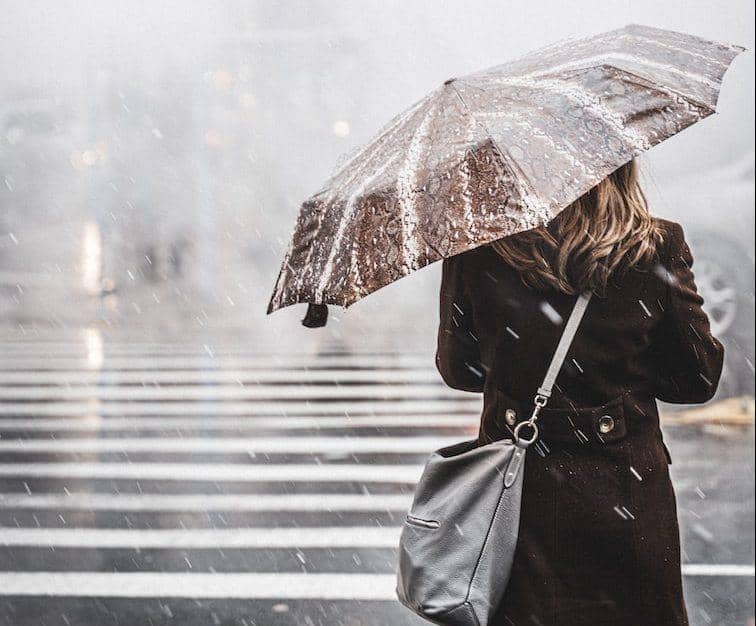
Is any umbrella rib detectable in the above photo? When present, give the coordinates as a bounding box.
[324,93,433,192]
[481,74,652,152]
[315,152,401,303]
[396,98,441,272]
[602,66,716,113]
[449,81,548,220]
[519,60,717,113]
[459,116,478,240]
[291,96,435,308]
[622,32,737,70]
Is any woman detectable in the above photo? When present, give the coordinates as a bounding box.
[435,159,724,626]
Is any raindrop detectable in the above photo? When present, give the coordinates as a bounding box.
[539,301,563,325]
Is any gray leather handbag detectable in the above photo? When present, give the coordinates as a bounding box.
[396,293,592,625]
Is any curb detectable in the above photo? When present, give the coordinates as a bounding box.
[661,396,754,426]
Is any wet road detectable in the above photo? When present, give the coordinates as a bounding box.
[0,340,753,626]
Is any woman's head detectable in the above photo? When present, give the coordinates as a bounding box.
[491,159,663,295]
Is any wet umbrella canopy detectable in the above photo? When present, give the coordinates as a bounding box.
[267,24,743,325]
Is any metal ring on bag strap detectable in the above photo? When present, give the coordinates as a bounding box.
[513,393,547,446]
[513,420,539,446]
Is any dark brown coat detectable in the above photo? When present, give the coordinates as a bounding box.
[435,218,724,626]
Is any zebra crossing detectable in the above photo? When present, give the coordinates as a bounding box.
[0,339,753,626]
[0,340,478,625]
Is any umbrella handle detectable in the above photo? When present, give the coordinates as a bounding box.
[302,303,328,328]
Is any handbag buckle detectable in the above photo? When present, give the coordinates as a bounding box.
[529,393,548,421]
[514,394,548,446]
[513,420,539,446]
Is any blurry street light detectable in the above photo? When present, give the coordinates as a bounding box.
[239,93,256,109]
[81,220,102,294]
[332,120,351,137]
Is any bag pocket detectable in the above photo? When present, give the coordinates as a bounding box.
[405,514,440,530]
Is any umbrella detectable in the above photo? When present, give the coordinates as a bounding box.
[267,24,744,326]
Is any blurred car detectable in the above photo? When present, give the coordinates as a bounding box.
[662,155,755,398]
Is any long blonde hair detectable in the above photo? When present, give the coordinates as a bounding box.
[491,160,663,295]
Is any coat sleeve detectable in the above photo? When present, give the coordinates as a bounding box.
[649,222,725,404]
[435,255,485,392]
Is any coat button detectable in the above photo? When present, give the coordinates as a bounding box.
[598,415,615,434]
[505,408,517,426]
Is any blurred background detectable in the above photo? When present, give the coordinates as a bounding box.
[0,2,753,625]
[0,1,753,363]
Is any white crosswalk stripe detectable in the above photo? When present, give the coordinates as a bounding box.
[0,462,424,482]
[0,567,752,600]
[0,572,400,599]
[0,384,464,400]
[0,354,435,369]
[0,492,414,511]
[0,526,403,548]
[0,435,460,453]
[0,398,480,416]
[0,414,478,431]
[0,368,442,384]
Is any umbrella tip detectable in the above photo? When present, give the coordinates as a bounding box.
[443,77,456,85]
[302,303,328,328]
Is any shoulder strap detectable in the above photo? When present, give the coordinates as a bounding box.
[536,292,592,400]
[513,292,592,447]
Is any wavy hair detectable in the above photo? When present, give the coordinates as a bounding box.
[490,160,663,295]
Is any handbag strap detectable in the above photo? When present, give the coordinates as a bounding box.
[537,292,592,399]
[514,291,592,446]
